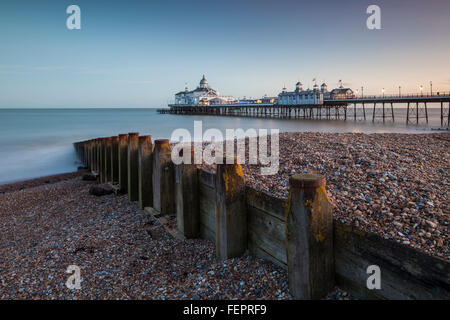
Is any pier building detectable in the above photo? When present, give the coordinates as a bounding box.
[174,75,236,105]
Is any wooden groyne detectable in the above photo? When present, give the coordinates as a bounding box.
[73,135,450,300]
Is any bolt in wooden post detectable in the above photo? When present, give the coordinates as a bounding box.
[152,139,174,215]
[175,148,199,238]
[127,133,139,201]
[118,134,129,193]
[105,137,112,182]
[111,136,119,184]
[215,158,246,260]
[138,135,153,210]
[286,174,334,300]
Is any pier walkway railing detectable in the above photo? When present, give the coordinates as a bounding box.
[157,93,450,127]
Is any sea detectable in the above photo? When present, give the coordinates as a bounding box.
[0,107,445,185]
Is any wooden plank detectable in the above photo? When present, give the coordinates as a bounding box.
[198,169,215,188]
[248,206,285,241]
[248,228,287,266]
[200,203,215,233]
[199,182,216,238]
[200,223,215,242]
[251,245,287,270]
[245,187,286,221]
[175,163,199,238]
[334,221,450,300]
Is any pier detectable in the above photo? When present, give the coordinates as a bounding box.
[158,92,450,127]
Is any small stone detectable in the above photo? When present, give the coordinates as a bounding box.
[82,173,97,181]
[89,184,113,196]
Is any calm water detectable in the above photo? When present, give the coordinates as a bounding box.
[0,108,444,185]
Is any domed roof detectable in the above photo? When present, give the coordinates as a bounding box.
[321,83,327,87]
[296,81,302,86]
[199,75,209,89]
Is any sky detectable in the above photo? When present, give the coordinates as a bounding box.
[0,0,449,108]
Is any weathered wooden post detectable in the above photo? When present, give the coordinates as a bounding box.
[81,141,86,166]
[86,141,90,169]
[127,133,140,201]
[93,139,97,171]
[215,157,246,260]
[111,136,119,184]
[105,137,112,182]
[152,139,175,215]
[175,148,199,238]
[89,139,94,172]
[84,141,88,166]
[118,134,129,193]
[75,142,83,165]
[95,138,101,175]
[93,139,98,173]
[286,174,334,300]
[100,138,106,183]
[138,135,153,210]
[81,141,86,165]
[88,141,92,169]
[74,142,79,161]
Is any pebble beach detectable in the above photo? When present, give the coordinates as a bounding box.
[0,174,291,300]
[243,132,449,260]
[0,132,448,300]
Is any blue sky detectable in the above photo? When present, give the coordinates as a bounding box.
[1,0,449,108]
